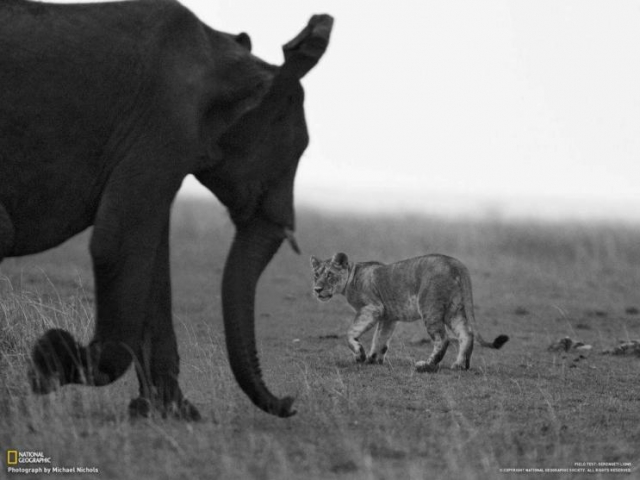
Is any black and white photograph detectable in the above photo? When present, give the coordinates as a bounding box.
[1,0,639,478]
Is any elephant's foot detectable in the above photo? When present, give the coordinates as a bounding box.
[130,373,201,421]
[29,328,85,394]
[28,363,60,394]
[128,396,201,421]
[29,329,125,394]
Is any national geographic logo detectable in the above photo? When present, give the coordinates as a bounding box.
[6,450,52,465]
[5,449,99,475]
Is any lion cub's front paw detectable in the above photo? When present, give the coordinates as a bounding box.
[354,345,367,363]
[450,362,470,371]
[365,354,384,365]
[415,360,439,373]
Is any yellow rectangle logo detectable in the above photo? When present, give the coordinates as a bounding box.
[7,450,18,465]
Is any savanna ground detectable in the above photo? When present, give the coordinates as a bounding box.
[1,198,640,480]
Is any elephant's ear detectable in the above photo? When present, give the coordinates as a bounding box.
[280,15,333,79]
[235,32,252,51]
[211,15,333,163]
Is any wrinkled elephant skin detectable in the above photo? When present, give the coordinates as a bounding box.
[0,0,333,420]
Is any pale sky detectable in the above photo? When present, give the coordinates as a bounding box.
[51,1,640,222]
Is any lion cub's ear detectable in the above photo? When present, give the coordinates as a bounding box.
[310,255,321,271]
[331,252,349,269]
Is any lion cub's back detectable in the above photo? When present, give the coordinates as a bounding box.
[374,254,468,319]
[385,254,468,283]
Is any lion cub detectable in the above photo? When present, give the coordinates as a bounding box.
[310,253,508,372]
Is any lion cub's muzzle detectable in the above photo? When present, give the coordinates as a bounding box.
[313,287,333,301]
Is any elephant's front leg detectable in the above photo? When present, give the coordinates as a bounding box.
[30,200,162,395]
[0,202,15,262]
[347,307,380,363]
[29,170,199,419]
[128,221,200,421]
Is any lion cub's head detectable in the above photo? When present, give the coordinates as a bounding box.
[310,253,350,301]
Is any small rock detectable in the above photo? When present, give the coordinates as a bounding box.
[548,337,592,353]
[548,337,573,352]
[601,340,640,357]
[514,306,529,316]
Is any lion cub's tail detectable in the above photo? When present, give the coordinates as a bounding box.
[461,269,509,349]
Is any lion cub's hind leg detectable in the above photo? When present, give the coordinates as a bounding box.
[450,314,474,370]
[416,301,450,373]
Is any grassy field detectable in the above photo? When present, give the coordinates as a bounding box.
[1,198,639,479]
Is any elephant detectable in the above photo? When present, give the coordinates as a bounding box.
[0,0,333,420]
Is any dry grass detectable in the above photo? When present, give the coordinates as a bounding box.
[1,198,639,479]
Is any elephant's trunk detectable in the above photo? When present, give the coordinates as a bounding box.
[221,218,295,417]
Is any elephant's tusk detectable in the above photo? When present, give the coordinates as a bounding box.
[284,228,301,254]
